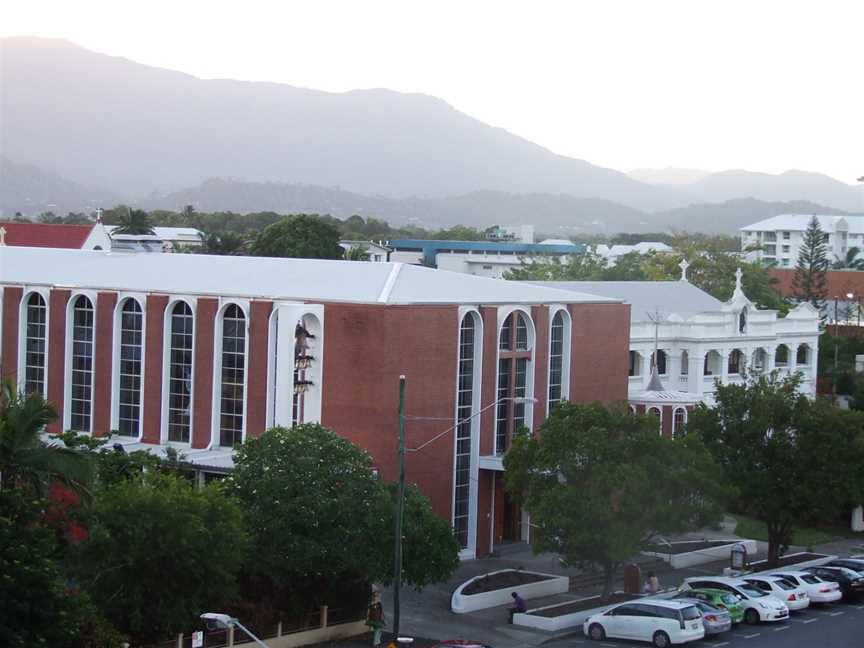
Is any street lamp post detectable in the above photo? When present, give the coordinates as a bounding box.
[200,613,268,648]
[390,376,536,638]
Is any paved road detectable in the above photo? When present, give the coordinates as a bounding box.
[544,600,864,648]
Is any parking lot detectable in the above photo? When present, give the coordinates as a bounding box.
[547,600,864,648]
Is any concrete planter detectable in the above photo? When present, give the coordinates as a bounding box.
[451,569,570,614]
[513,593,639,632]
[642,539,758,569]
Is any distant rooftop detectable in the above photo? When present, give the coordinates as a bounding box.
[0,222,95,249]
[389,238,586,266]
[740,214,864,233]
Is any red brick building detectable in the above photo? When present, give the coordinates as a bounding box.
[0,246,630,558]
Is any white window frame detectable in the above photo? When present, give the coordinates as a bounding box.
[161,296,197,445]
[111,294,146,439]
[18,287,50,397]
[63,290,98,434]
[211,300,250,448]
[546,306,572,416]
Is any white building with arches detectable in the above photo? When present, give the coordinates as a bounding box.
[532,266,821,406]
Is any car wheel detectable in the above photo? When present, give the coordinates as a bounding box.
[652,631,671,648]
[588,623,605,641]
[744,608,760,625]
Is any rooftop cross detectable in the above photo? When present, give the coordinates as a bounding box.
[678,258,690,282]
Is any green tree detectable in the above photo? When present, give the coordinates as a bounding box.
[0,490,118,648]
[430,225,486,241]
[792,216,829,314]
[689,371,864,563]
[833,246,864,270]
[504,251,607,280]
[504,402,725,595]
[345,244,371,261]
[231,425,459,602]
[111,208,156,235]
[250,214,344,259]
[197,231,248,256]
[600,251,648,280]
[0,380,92,493]
[75,474,248,644]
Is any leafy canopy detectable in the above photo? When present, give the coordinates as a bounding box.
[250,214,344,259]
[504,402,726,594]
[689,371,864,562]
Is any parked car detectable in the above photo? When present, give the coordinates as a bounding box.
[825,558,864,574]
[682,577,789,624]
[805,566,864,601]
[673,587,744,624]
[583,599,704,647]
[743,575,810,611]
[673,598,732,635]
[769,571,843,604]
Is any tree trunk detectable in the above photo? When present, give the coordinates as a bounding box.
[603,561,615,598]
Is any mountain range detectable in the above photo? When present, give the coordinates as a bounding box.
[1,37,862,232]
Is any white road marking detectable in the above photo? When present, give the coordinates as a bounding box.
[744,632,761,638]
[829,610,845,616]
[774,625,791,631]
[802,618,819,624]
[600,643,618,647]
[708,642,730,647]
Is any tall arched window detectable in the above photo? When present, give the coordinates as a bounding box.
[117,299,143,437]
[680,350,689,375]
[69,295,94,432]
[775,345,789,367]
[219,305,246,447]
[23,293,47,396]
[647,406,662,434]
[454,312,479,549]
[629,350,642,377]
[548,311,565,411]
[796,344,810,366]
[495,311,532,454]
[167,302,194,443]
[673,407,687,439]
[728,349,743,375]
[739,308,747,334]
[653,349,668,375]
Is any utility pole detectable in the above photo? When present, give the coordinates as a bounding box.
[392,375,407,638]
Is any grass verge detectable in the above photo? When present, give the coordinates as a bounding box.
[732,514,847,548]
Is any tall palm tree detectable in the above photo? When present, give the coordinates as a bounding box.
[0,380,92,493]
[833,247,864,270]
[112,208,156,236]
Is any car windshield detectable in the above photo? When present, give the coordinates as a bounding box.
[681,606,702,620]
[694,601,717,612]
[773,579,796,590]
[738,584,767,598]
[800,575,821,585]
[721,593,739,605]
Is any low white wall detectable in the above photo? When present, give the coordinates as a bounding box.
[513,598,602,632]
[643,539,758,569]
[744,552,836,575]
[233,620,367,648]
[451,569,570,614]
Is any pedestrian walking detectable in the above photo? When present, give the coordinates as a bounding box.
[367,591,386,647]
[644,571,661,593]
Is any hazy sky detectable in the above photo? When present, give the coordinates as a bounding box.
[3,0,862,183]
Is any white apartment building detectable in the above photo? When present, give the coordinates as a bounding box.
[532,264,820,405]
[741,214,864,268]
[594,241,673,266]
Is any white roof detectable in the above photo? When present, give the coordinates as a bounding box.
[529,281,723,323]
[1,246,618,306]
[740,214,864,234]
[538,238,577,246]
[106,226,203,240]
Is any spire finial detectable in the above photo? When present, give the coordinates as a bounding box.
[678,258,690,282]
[735,267,743,291]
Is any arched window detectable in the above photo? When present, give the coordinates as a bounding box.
[728,349,743,375]
[495,311,532,454]
[680,350,689,375]
[548,311,567,411]
[775,345,789,367]
[293,318,316,426]
[69,295,94,432]
[647,406,662,434]
[167,302,194,443]
[704,350,722,376]
[796,344,810,366]
[653,349,668,375]
[219,305,246,447]
[23,293,47,396]
[629,350,642,377]
[673,407,687,439]
[739,308,747,334]
[752,348,767,373]
[117,299,143,437]
[454,312,479,549]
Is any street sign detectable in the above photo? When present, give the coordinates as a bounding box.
[191,631,203,648]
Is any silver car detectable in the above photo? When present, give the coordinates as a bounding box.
[675,598,732,635]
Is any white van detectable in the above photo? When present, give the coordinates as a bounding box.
[583,599,704,647]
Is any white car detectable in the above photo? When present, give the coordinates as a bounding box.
[769,571,843,604]
[744,575,809,611]
[682,576,789,624]
[583,599,704,647]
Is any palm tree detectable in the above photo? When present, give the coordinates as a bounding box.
[197,231,248,256]
[112,208,156,236]
[833,247,864,270]
[344,244,371,261]
[0,380,92,493]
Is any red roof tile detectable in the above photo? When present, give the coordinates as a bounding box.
[0,222,95,249]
